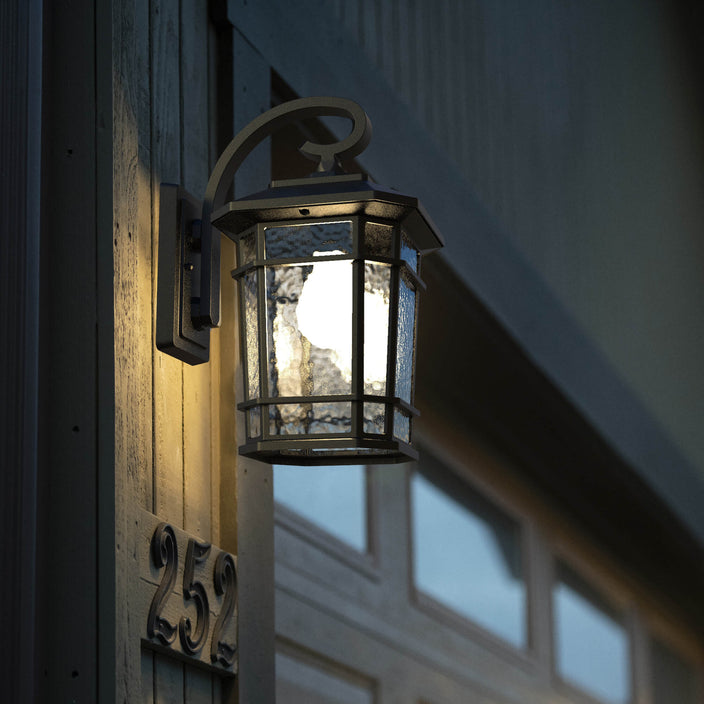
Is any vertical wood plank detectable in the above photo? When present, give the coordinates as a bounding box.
[217,235,238,704]
[150,4,185,703]
[217,232,237,552]
[427,0,442,135]
[114,0,154,518]
[152,0,185,529]
[212,674,222,704]
[141,651,155,704]
[362,0,378,64]
[230,32,276,704]
[458,0,473,176]
[445,0,461,155]
[345,0,360,45]
[396,0,412,107]
[207,12,229,553]
[442,0,453,150]
[414,0,427,121]
[209,337,222,549]
[381,0,396,86]
[155,654,184,704]
[0,1,42,699]
[185,665,213,704]
[114,0,154,694]
[181,0,213,543]
[35,1,102,700]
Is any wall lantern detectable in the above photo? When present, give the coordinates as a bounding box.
[157,97,443,465]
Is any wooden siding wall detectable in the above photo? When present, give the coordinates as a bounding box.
[329,0,704,477]
[113,1,267,701]
[1,1,42,700]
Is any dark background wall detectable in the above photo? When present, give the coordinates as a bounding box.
[331,0,704,480]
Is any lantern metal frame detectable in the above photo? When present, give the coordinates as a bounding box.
[156,97,443,465]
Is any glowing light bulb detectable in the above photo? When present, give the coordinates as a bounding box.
[297,253,353,383]
[294,253,391,394]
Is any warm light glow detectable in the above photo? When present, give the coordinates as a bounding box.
[294,252,390,389]
[297,253,353,382]
[363,277,390,390]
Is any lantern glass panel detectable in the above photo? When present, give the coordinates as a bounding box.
[393,409,410,443]
[364,221,394,258]
[395,274,417,403]
[268,401,352,435]
[248,407,261,439]
[363,402,386,435]
[400,231,419,272]
[243,270,260,399]
[266,261,353,397]
[239,230,257,266]
[264,220,353,258]
[363,261,391,395]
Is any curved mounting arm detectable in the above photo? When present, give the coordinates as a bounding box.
[196,96,373,329]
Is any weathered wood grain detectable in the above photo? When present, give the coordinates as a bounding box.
[155,653,184,704]
[181,0,213,545]
[113,0,154,520]
[141,651,155,704]
[113,0,155,701]
[150,0,187,699]
[152,0,185,529]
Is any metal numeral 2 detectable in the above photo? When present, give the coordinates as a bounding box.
[147,522,237,665]
[147,523,178,644]
[211,552,237,666]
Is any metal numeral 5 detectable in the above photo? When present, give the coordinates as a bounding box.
[180,538,212,655]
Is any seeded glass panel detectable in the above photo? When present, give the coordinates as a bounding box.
[364,262,391,394]
[363,402,385,434]
[553,564,630,704]
[363,221,393,258]
[400,231,419,272]
[248,407,261,438]
[412,472,526,647]
[393,409,410,443]
[269,402,352,435]
[652,638,698,704]
[395,275,416,403]
[273,464,367,552]
[238,230,257,266]
[264,220,353,259]
[242,270,260,399]
[276,650,373,703]
[266,262,352,397]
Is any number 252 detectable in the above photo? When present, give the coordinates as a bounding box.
[146,522,237,667]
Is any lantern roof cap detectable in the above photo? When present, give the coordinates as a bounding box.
[212,173,444,255]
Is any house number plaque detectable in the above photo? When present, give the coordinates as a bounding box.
[139,511,237,675]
